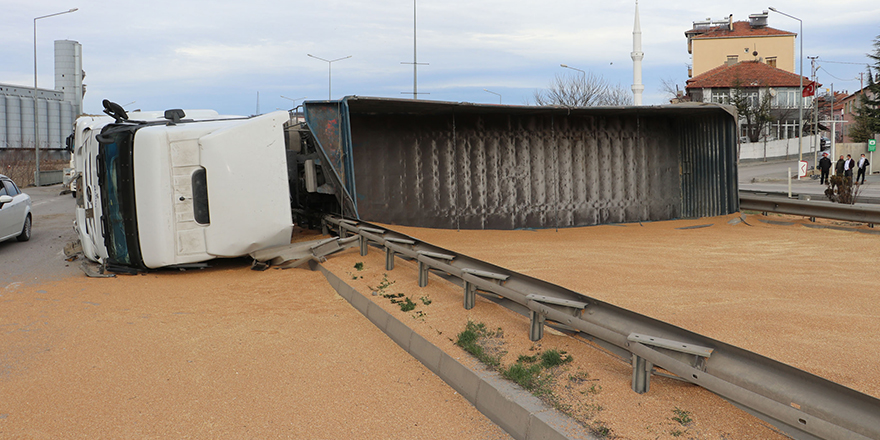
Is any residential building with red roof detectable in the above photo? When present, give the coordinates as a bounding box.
[686,11,796,78]
[686,61,817,142]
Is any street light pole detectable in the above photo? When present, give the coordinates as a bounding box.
[34,7,78,187]
[280,95,306,110]
[307,54,351,100]
[483,89,501,104]
[769,7,804,165]
[560,63,586,79]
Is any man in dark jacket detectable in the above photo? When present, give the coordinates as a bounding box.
[857,153,870,184]
[835,155,846,176]
[819,153,832,184]
[844,154,856,183]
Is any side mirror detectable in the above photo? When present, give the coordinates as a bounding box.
[65,133,74,153]
[0,195,12,207]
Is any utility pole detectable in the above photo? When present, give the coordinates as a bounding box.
[809,56,819,168]
[401,0,429,99]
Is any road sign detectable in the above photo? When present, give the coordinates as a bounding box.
[869,138,877,152]
[798,160,808,178]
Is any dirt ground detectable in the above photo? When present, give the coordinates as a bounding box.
[2,212,877,439]
[0,262,510,439]
[380,213,880,402]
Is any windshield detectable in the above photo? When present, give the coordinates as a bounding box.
[97,126,144,270]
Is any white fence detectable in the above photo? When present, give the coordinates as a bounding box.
[739,137,872,163]
[739,136,820,161]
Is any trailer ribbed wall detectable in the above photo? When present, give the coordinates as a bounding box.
[304,97,738,229]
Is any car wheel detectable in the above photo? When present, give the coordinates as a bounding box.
[16,214,32,242]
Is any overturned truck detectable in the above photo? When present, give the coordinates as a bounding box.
[74,97,738,271]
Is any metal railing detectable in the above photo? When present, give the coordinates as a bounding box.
[740,192,880,225]
[320,215,879,440]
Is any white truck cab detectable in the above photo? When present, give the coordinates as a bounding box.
[72,103,294,271]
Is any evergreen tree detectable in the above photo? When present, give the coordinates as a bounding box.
[850,34,880,142]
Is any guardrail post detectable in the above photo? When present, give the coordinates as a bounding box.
[418,261,428,287]
[463,281,476,310]
[529,311,545,341]
[385,247,395,270]
[631,354,653,394]
[359,235,368,256]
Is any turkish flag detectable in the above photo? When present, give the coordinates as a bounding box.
[802,82,816,97]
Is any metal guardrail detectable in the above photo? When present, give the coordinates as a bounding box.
[322,215,880,440]
[740,192,880,225]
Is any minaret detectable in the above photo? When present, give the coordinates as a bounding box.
[631,0,644,105]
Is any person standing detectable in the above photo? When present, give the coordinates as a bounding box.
[857,153,870,184]
[836,155,845,176]
[819,153,831,185]
[819,153,832,184]
[844,154,856,183]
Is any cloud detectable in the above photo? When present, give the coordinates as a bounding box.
[2,0,878,114]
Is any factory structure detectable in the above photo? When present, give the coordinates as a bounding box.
[0,40,83,154]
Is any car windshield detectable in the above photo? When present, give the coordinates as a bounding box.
[98,127,143,269]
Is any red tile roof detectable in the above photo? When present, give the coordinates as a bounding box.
[686,61,816,89]
[688,21,795,39]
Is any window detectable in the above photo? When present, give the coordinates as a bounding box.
[766,57,777,68]
[773,120,800,139]
[192,168,210,225]
[711,90,730,104]
[742,91,759,107]
[727,55,738,64]
[5,180,20,196]
[772,89,798,108]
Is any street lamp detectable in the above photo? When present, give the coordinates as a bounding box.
[769,7,804,165]
[483,89,501,104]
[560,63,586,78]
[307,54,351,100]
[34,7,78,187]
[280,95,306,110]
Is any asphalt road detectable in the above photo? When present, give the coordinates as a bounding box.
[0,184,80,288]
[739,157,880,200]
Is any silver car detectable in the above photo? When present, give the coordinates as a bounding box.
[0,174,32,243]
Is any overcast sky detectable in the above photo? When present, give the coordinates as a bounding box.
[2,0,878,116]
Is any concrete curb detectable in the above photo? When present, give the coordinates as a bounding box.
[318,265,594,440]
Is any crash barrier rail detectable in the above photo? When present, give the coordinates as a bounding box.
[313,215,880,440]
[740,188,880,206]
[740,192,880,225]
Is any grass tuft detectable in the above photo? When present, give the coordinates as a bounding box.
[672,407,692,425]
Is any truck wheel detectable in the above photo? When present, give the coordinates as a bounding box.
[16,215,31,242]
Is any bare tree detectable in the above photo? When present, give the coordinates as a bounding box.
[659,77,684,102]
[731,87,773,143]
[533,72,633,107]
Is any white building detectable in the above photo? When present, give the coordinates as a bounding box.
[0,40,83,150]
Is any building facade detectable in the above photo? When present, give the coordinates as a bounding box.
[686,61,815,142]
[686,11,796,78]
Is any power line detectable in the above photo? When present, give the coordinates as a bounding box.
[818,66,859,82]
[817,59,868,66]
